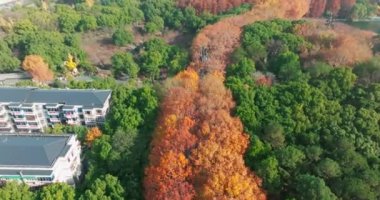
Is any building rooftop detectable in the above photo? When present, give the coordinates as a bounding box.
[0,87,111,108]
[0,134,72,167]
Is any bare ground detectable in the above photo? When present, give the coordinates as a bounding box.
[80,27,194,69]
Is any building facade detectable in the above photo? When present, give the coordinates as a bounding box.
[0,87,112,133]
[0,134,81,187]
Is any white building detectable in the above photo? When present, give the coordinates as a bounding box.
[0,134,81,187]
[0,87,112,133]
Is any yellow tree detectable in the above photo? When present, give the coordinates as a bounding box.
[85,127,102,147]
[64,54,78,72]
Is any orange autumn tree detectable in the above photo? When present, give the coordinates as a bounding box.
[327,0,341,15]
[22,55,54,82]
[308,0,327,17]
[85,127,102,147]
[145,0,311,199]
[144,69,199,200]
[190,73,265,199]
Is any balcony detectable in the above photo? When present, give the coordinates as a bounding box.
[13,117,26,122]
[0,115,9,122]
[49,118,61,123]
[29,124,42,129]
[15,124,29,129]
[66,119,80,125]
[64,112,78,119]
[10,110,24,115]
[0,122,10,128]
[25,116,38,122]
[23,110,37,115]
[47,111,60,116]
[0,127,12,132]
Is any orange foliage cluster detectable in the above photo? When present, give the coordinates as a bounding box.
[144,69,199,200]
[85,127,102,147]
[308,0,327,17]
[22,55,54,82]
[327,0,341,15]
[308,0,356,17]
[145,1,311,199]
[177,0,255,14]
[190,73,265,199]
[295,20,374,66]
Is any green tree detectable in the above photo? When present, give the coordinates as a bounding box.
[276,145,306,169]
[306,62,333,78]
[79,174,125,200]
[271,51,303,81]
[0,182,34,200]
[315,158,342,179]
[56,5,81,33]
[145,16,164,33]
[112,28,134,46]
[139,39,169,79]
[354,57,380,85]
[255,156,281,192]
[38,183,75,200]
[305,145,323,162]
[111,52,139,78]
[226,57,256,79]
[317,68,357,100]
[262,122,285,148]
[0,53,20,72]
[294,174,337,200]
[77,15,98,32]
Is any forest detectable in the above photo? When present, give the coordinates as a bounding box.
[0,0,379,200]
[226,19,380,199]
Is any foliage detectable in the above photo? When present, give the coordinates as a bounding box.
[37,183,75,200]
[85,127,103,147]
[294,174,337,200]
[140,0,217,32]
[0,182,34,200]
[67,79,159,199]
[177,0,255,14]
[0,41,20,72]
[111,52,139,78]
[112,27,134,46]
[79,174,125,200]
[226,19,380,200]
[138,38,188,79]
[22,55,54,82]
[349,0,376,20]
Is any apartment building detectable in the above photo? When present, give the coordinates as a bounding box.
[0,87,112,133]
[0,134,81,187]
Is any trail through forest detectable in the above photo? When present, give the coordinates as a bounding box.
[144,1,311,199]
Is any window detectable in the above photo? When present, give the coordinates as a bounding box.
[29,122,38,126]
[26,116,36,121]
[97,109,102,114]
[85,111,91,115]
